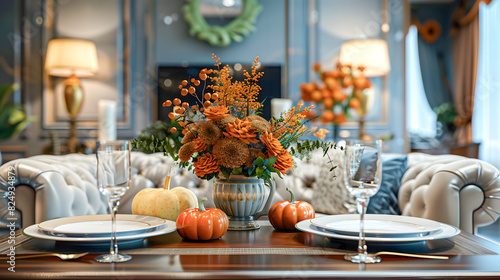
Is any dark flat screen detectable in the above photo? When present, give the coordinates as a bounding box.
[157,65,281,121]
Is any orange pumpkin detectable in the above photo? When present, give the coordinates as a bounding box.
[176,198,229,240]
[268,188,315,231]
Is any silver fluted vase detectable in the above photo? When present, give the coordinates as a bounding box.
[213,175,275,230]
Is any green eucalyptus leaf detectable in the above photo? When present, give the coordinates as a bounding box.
[256,167,264,178]
[255,157,264,166]
[221,167,231,179]
[267,166,277,173]
[232,167,243,175]
[266,156,277,166]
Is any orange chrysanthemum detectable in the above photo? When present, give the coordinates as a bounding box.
[260,131,284,157]
[223,118,258,144]
[203,105,230,120]
[193,153,220,178]
[193,138,209,153]
[212,138,250,169]
[273,150,294,175]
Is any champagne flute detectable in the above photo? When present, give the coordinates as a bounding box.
[95,140,132,263]
[343,139,382,264]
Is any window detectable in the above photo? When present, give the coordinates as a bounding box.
[473,1,500,168]
[405,25,437,139]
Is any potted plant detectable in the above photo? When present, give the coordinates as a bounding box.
[433,102,456,143]
[0,84,34,164]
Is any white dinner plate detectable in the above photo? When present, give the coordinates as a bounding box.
[38,214,168,237]
[296,219,460,243]
[24,220,177,246]
[310,214,442,238]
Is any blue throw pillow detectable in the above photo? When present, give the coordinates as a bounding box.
[353,150,378,182]
[366,155,408,215]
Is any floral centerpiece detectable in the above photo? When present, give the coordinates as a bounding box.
[133,54,339,230]
[141,54,332,181]
[299,62,372,139]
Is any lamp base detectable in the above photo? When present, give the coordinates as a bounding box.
[66,119,79,154]
[64,75,84,154]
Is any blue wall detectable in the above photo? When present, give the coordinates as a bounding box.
[317,0,382,64]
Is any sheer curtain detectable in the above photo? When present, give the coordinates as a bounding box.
[406,25,437,138]
[473,1,500,168]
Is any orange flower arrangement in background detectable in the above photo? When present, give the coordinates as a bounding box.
[161,54,327,180]
[300,62,371,127]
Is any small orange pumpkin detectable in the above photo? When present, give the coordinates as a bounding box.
[268,188,315,231]
[176,198,229,240]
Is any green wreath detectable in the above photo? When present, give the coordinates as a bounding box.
[183,0,263,47]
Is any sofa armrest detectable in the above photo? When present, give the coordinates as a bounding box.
[399,153,500,234]
[0,154,157,228]
[0,157,109,228]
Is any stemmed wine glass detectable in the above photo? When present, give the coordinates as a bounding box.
[95,140,132,263]
[343,139,382,264]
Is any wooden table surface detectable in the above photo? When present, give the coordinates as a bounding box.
[1,220,500,279]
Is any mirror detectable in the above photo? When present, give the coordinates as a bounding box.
[183,0,262,47]
[199,0,243,26]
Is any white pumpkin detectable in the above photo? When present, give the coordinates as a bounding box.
[132,176,198,221]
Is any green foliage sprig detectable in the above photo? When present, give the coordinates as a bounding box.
[433,102,457,124]
[290,139,342,178]
[131,120,182,159]
[0,84,35,140]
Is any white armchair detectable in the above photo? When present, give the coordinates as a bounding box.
[399,153,500,234]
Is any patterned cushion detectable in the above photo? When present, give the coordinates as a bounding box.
[367,155,408,215]
[312,148,357,214]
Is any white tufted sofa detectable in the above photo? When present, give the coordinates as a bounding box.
[1,151,499,236]
[399,153,500,234]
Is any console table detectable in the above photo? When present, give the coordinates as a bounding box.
[411,142,480,158]
[1,220,500,279]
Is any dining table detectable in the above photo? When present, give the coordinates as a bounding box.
[1,219,500,279]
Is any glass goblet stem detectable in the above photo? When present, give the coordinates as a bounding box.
[108,198,120,258]
[357,197,369,257]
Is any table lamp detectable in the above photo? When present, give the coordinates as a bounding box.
[45,38,99,153]
[339,39,390,139]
